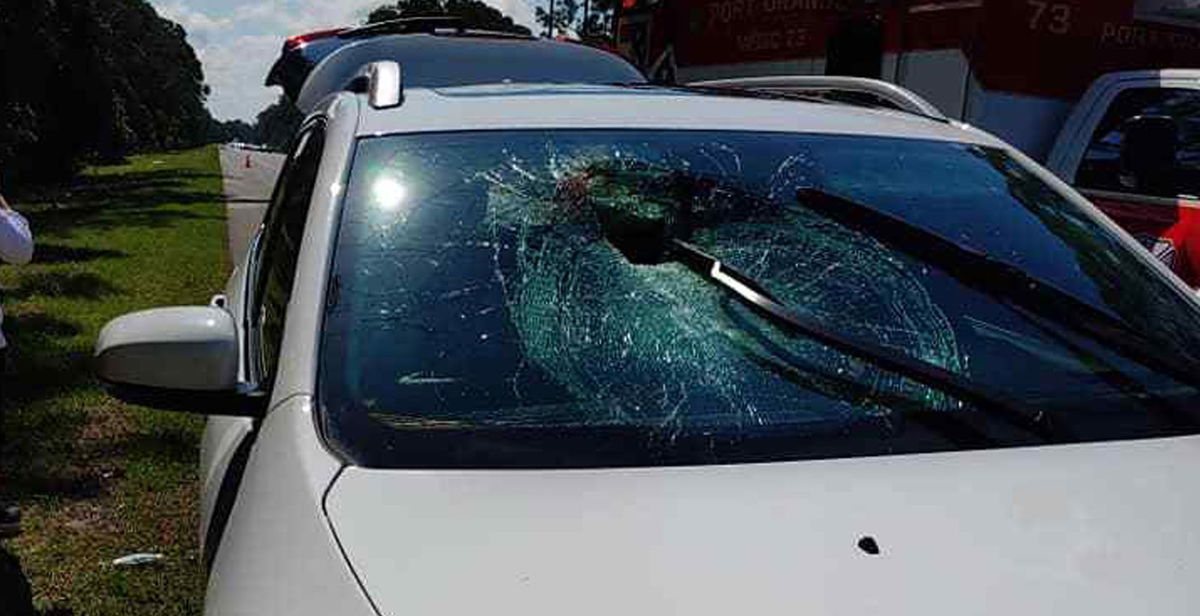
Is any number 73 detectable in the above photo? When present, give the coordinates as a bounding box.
[1028,0,1072,34]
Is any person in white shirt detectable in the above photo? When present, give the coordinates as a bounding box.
[0,187,32,539]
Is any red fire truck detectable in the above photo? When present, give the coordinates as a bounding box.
[616,0,1200,286]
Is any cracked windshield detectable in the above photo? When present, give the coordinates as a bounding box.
[321,130,1200,467]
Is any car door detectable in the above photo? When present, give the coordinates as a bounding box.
[1055,83,1200,287]
[199,119,327,569]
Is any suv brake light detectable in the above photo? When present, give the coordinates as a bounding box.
[284,28,347,50]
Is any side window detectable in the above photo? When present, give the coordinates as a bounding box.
[253,123,326,384]
[1076,88,1200,199]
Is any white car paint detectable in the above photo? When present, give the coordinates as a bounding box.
[171,83,1200,614]
[204,396,373,616]
[94,306,238,390]
[330,435,1200,616]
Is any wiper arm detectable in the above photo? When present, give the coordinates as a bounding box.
[665,240,1054,439]
[796,188,1200,390]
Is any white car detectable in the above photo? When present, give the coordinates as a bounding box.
[96,58,1200,615]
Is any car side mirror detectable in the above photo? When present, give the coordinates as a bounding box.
[94,306,264,416]
[1121,115,1180,197]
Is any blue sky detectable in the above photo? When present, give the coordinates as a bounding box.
[152,0,539,121]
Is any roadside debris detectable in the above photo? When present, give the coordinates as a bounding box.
[111,552,164,567]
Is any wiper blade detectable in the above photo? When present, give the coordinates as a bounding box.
[796,187,1200,390]
[668,239,1054,440]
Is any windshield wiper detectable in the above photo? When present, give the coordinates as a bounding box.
[596,204,1054,439]
[795,188,1200,391]
[668,240,1053,439]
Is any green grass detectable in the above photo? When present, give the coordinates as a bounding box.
[0,146,229,615]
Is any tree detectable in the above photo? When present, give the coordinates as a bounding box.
[535,0,579,37]
[0,0,216,186]
[254,95,305,151]
[0,0,76,183]
[367,0,531,35]
[536,0,616,40]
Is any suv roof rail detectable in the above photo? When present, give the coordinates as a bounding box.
[348,60,404,109]
[688,76,948,122]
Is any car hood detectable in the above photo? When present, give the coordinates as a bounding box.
[326,436,1200,616]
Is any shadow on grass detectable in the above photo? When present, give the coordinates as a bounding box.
[33,244,125,265]
[7,272,119,302]
[28,205,221,240]
[75,168,222,184]
[0,544,36,616]
[3,312,91,404]
[21,167,224,238]
[63,169,224,199]
[5,313,82,339]
[0,542,75,616]
[0,306,114,501]
[121,427,200,469]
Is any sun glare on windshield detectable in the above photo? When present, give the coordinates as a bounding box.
[371,176,409,211]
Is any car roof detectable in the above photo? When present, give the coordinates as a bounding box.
[349,83,1007,147]
[295,34,644,113]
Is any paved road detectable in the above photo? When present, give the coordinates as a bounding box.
[218,145,285,266]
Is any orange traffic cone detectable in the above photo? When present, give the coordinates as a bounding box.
[244,154,252,169]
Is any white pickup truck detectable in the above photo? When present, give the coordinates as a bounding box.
[698,69,1200,288]
[1043,69,1200,286]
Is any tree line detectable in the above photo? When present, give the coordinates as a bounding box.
[0,0,219,187]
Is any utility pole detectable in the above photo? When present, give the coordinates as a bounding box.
[548,0,556,36]
[582,0,590,36]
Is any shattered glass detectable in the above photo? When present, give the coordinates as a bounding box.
[320,130,1200,468]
